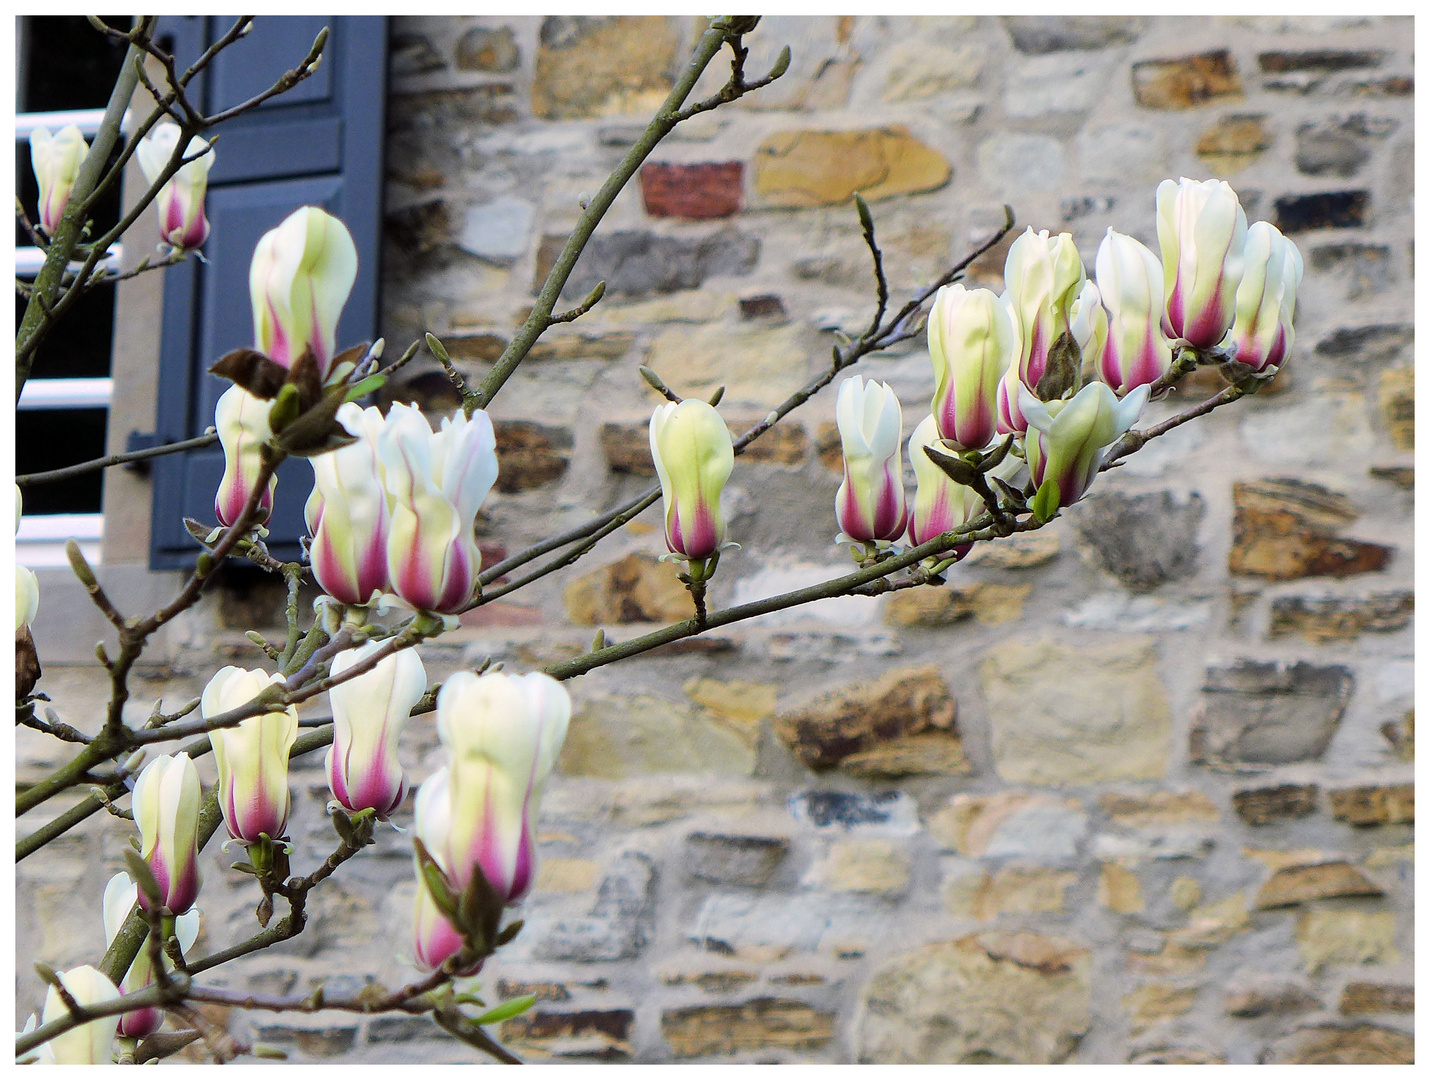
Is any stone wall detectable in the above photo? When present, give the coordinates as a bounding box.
[18,15,1413,1065]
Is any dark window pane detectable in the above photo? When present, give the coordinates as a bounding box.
[14,284,115,379]
[15,408,109,514]
[20,16,132,112]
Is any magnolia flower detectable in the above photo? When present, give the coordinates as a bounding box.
[306,403,391,605]
[250,206,358,375]
[204,667,299,844]
[214,385,277,528]
[997,228,1087,434]
[16,486,39,632]
[1019,381,1149,513]
[411,767,471,974]
[326,641,427,817]
[649,399,735,563]
[1227,221,1303,374]
[433,671,570,905]
[39,966,120,1064]
[834,375,907,545]
[906,415,984,558]
[102,873,201,1040]
[131,752,203,915]
[1093,230,1175,396]
[927,284,1017,451]
[379,403,498,614]
[1157,177,1248,349]
[30,124,88,233]
[135,123,213,250]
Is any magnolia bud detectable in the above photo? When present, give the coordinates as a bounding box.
[29,124,89,233]
[102,873,201,1039]
[204,667,298,844]
[1020,381,1149,513]
[135,123,214,251]
[649,399,735,562]
[214,385,277,528]
[927,284,1017,451]
[378,403,498,614]
[249,205,358,374]
[906,415,985,558]
[1093,229,1175,396]
[307,403,391,605]
[834,375,907,545]
[131,753,203,915]
[40,966,120,1064]
[997,229,1087,434]
[326,641,427,817]
[1227,221,1303,374]
[1156,177,1248,349]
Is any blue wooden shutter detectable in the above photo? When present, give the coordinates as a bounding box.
[144,15,387,568]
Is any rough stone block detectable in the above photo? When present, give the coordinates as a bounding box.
[661,998,835,1058]
[536,858,600,894]
[1294,908,1396,972]
[1190,660,1353,766]
[1132,50,1241,109]
[1339,982,1413,1015]
[773,665,962,771]
[252,1020,359,1057]
[531,853,656,963]
[965,531,1060,568]
[1378,367,1413,450]
[560,693,756,778]
[883,583,1030,627]
[855,934,1091,1063]
[1328,783,1413,825]
[457,196,533,265]
[685,832,790,887]
[1260,1024,1412,1064]
[738,293,787,320]
[532,16,680,120]
[930,791,1088,862]
[1124,982,1198,1034]
[876,39,986,100]
[1254,861,1384,908]
[1273,191,1370,233]
[640,161,744,219]
[564,552,691,625]
[1099,790,1219,827]
[788,790,919,835]
[1296,120,1374,178]
[803,839,911,897]
[492,420,571,492]
[502,1007,635,1060]
[365,1015,443,1042]
[538,227,759,301]
[1229,478,1391,580]
[976,132,1065,192]
[456,26,519,73]
[1225,979,1322,1017]
[1258,50,1387,73]
[753,127,951,208]
[1267,591,1413,643]
[496,979,572,1003]
[1196,114,1272,173]
[1070,490,1203,590]
[1097,861,1144,913]
[1309,242,1392,299]
[1001,16,1141,53]
[1232,783,1319,825]
[642,321,809,407]
[1314,323,1413,364]
[688,892,885,959]
[982,637,1172,784]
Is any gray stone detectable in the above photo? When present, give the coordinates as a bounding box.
[788,790,920,836]
[685,832,790,887]
[253,1021,360,1057]
[1071,491,1204,590]
[1077,123,1163,183]
[977,133,1066,193]
[531,853,656,962]
[1001,16,1142,54]
[1296,120,1379,178]
[367,1016,443,1042]
[1225,977,1323,1017]
[690,892,884,958]
[1314,323,1413,364]
[391,33,446,77]
[1190,661,1354,766]
[855,934,1092,1063]
[539,227,760,301]
[1005,53,1115,117]
[1061,594,1212,633]
[456,26,519,72]
[1310,242,1392,299]
[457,196,534,266]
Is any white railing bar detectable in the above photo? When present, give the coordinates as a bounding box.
[16,245,124,277]
[16,513,106,543]
[15,108,131,139]
[16,378,113,411]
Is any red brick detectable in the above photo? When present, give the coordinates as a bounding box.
[640,162,744,220]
